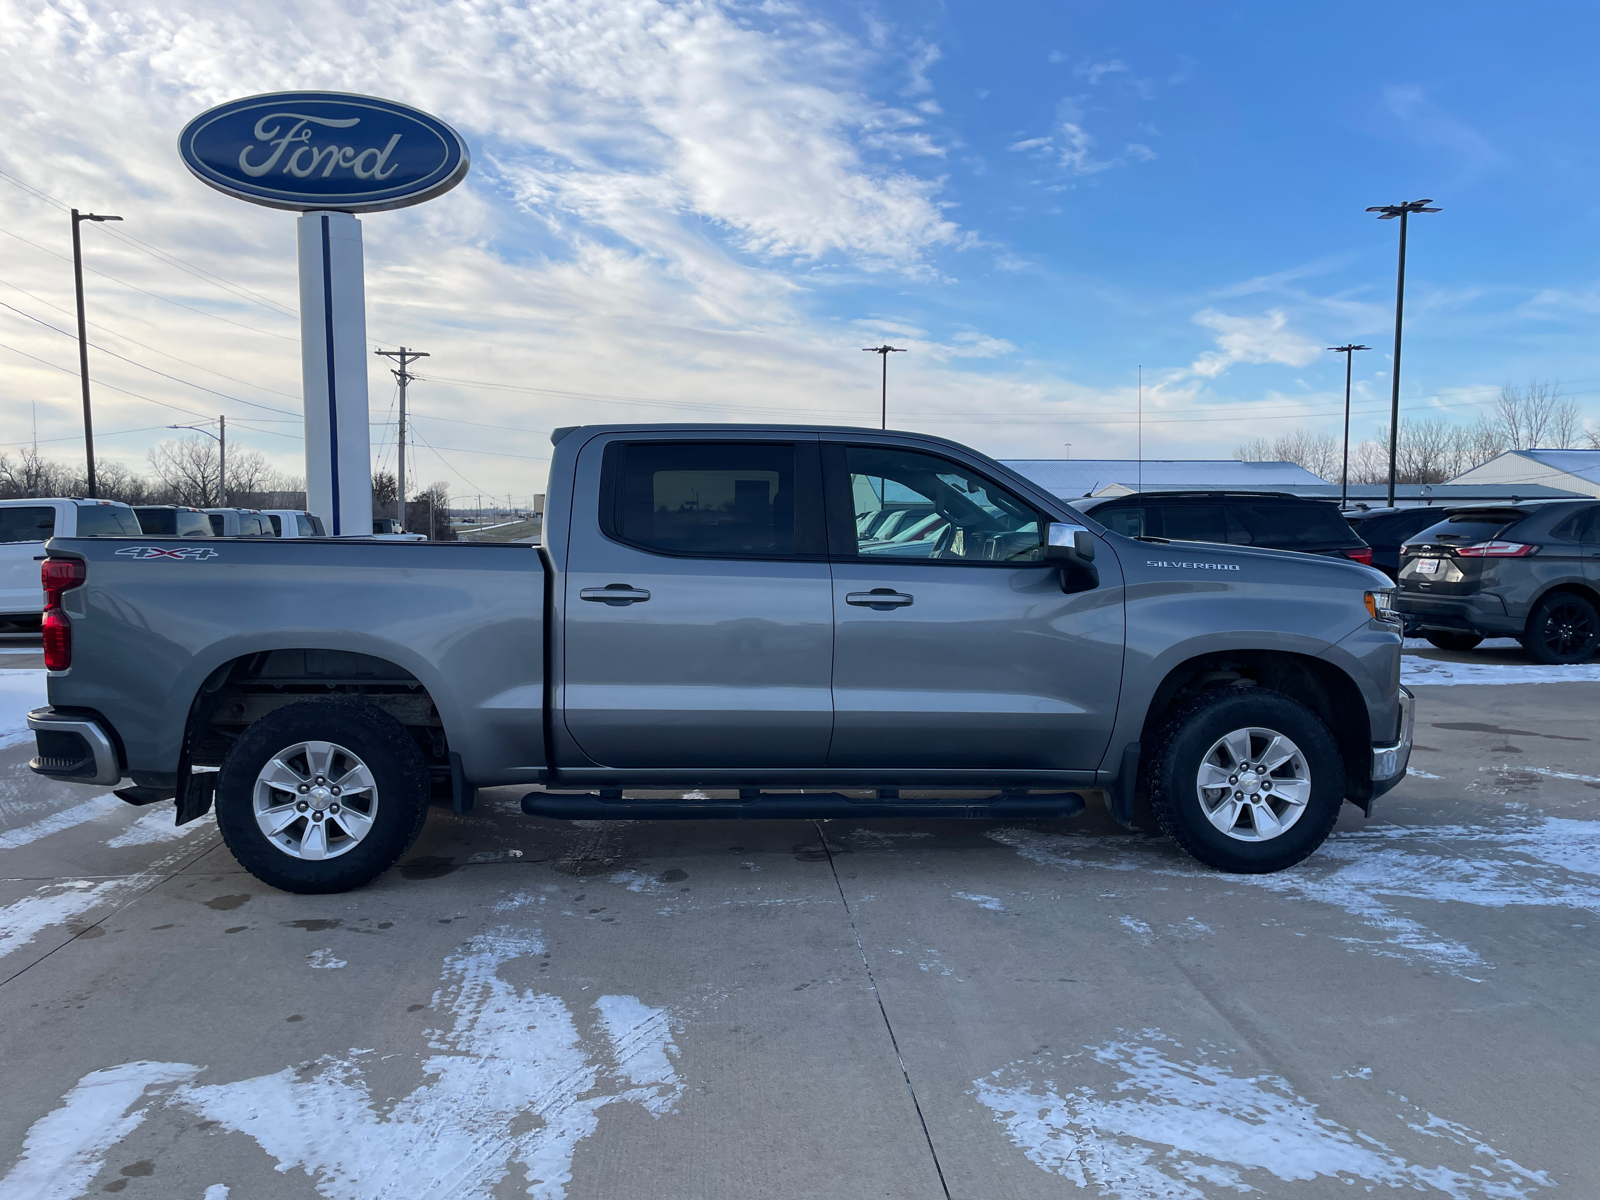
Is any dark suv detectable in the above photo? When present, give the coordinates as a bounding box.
[1343,507,1454,579]
[1075,491,1372,563]
[1397,500,1600,662]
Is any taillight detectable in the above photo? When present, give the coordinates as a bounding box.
[42,557,86,607]
[1455,541,1538,558]
[42,607,71,671]
[40,558,84,672]
[1344,547,1374,565]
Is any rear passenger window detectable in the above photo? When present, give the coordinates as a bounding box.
[1160,505,1227,544]
[75,506,142,536]
[1551,509,1599,542]
[177,512,213,537]
[0,506,55,543]
[1229,504,1354,547]
[607,442,805,557]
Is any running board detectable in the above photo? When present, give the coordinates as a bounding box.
[520,791,1086,821]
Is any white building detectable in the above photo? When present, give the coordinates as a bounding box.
[1447,449,1600,498]
[1001,459,1325,499]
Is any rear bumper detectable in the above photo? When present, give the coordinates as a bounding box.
[26,707,124,786]
[1369,685,1414,800]
[1397,592,1520,636]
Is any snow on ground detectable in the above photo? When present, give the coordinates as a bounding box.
[0,668,46,750]
[990,817,1600,979]
[0,894,684,1200]
[1403,657,1600,686]
[975,1032,1550,1198]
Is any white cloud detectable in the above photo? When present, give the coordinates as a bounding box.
[1382,85,1504,174]
[1189,309,1323,377]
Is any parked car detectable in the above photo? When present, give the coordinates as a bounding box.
[0,498,141,622]
[1397,499,1600,663]
[132,505,216,538]
[1075,491,1372,564]
[1342,507,1461,580]
[263,510,328,538]
[27,423,1410,892]
[373,517,426,541]
[203,508,276,537]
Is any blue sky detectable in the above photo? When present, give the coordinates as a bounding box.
[1,0,1597,499]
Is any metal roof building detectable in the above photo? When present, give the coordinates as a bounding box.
[1447,449,1600,498]
[1000,459,1325,499]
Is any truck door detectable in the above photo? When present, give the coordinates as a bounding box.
[824,442,1124,771]
[561,436,834,768]
[0,504,58,617]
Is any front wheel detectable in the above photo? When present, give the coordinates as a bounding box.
[215,699,430,893]
[1424,630,1483,652]
[1148,688,1345,874]
[1523,593,1600,665]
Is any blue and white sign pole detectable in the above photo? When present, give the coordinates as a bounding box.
[178,92,469,535]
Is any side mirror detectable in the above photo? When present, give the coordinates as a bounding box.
[1044,523,1099,594]
[1044,523,1096,563]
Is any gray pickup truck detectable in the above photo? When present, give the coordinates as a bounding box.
[27,424,1412,893]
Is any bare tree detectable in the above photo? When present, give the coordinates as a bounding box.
[1490,381,1582,449]
[148,436,222,507]
[407,480,456,540]
[371,471,397,519]
[1235,431,1339,480]
[222,449,283,504]
[0,446,75,499]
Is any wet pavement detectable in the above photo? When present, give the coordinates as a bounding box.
[0,648,1595,1199]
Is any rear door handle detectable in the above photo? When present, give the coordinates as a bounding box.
[580,584,651,605]
[846,589,914,610]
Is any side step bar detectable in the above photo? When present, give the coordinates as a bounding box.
[521,791,1086,821]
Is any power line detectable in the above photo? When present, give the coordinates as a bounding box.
[0,274,303,401]
[0,301,299,417]
[0,168,301,321]
[0,337,216,421]
[0,223,299,342]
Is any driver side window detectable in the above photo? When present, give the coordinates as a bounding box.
[845,446,1044,563]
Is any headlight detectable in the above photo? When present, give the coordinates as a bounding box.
[1364,589,1398,621]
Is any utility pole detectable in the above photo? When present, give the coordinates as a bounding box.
[861,345,907,429]
[71,209,122,496]
[1327,344,1370,509]
[1366,199,1440,506]
[375,347,429,532]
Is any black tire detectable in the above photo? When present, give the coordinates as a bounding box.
[215,699,430,894]
[1523,593,1600,665]
[1424,630,1483,652]
[1148,687,1345,874]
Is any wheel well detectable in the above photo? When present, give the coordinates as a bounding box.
[1528,582,1600,626]
[185,649,452,795]
[1139,651,1373,804]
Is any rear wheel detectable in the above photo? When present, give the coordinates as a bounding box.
[1424,630,1483,652]
[1523,593,1600,665]
[1149,688,1345,874]
[215,699,430,893]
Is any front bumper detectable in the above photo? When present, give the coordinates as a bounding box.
[1369,685,1414,799]
[26,707,123,786]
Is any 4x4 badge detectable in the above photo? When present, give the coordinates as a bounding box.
[115,546,220,560]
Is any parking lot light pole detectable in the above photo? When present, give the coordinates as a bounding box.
[1365,199,1440,507]
[861,345,907,429]
[1327,344,1370,509]
[71,209,122,497]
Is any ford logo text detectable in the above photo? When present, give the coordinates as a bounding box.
[178,92,470,213]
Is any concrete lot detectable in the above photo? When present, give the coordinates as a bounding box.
[0,642,1594,1199]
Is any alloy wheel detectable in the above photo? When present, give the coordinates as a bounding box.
[1195,726,1311,842]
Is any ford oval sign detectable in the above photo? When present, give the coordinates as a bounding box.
[178,91,469,213]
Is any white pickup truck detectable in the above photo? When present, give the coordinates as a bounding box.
[0,498,142,622]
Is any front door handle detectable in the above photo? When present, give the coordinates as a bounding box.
[846,588,914,610]
[580,584,651,606]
